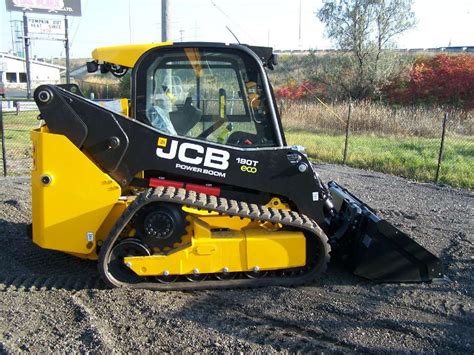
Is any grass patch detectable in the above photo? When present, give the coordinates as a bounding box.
[1,111,38,175]
[2,111,39,147]
[286,130,474,189]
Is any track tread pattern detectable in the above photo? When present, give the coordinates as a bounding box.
[98,187,331,290]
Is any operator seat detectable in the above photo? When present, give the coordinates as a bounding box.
[170,97,202,135]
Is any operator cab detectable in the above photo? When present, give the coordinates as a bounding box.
[131,44,281,147]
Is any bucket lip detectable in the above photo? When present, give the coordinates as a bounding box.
[327,181,443,283]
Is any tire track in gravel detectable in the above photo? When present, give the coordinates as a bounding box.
[0,274,107,292]
[0,181,107,291]
[293,286,474,352]
[171,283,473,353]
[169,290,369,353]
[222,310,358,353]
[68,292,117,352]
[297,286,474,327]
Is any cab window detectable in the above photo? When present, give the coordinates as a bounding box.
[135,47,277,147]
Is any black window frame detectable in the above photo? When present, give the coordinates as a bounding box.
[132,43,285,147]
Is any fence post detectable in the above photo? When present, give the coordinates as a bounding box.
[0,100,7,177]
[435,112,448,183]
[343,100,352,164]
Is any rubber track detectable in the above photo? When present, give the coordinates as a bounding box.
[98,187,331,290]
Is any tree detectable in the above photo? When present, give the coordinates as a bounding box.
[317,0,416,99]
[119,71,131,99]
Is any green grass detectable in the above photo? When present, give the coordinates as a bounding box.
[2,111,39,147]
[286,130,474,189]
[1,111,39,175]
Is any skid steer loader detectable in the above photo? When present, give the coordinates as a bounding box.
[30,42,442,290]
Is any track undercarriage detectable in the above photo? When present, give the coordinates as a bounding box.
[99,187,330,290]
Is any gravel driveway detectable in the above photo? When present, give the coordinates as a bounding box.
[0,164,472,353]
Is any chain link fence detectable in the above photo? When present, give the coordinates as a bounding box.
[280,100,473,189]
[1,98,473,189]
[0,99,39,177]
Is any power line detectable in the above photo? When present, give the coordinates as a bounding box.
[209,0,257,43]
[70,0,90,48]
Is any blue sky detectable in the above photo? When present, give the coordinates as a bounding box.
[1,0,473,59]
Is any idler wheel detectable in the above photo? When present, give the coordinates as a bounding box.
[108,238,151,284]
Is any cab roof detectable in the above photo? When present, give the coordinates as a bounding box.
[91,42,173,68]
[91,42,275,69]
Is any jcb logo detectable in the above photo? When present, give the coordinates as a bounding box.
[156,139,230,170]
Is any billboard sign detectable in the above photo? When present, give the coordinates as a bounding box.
[5,0,81,16]
[28,17,64,34]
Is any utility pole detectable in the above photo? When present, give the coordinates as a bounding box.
[161,0,170,42]
[22,12,32,99]
[128,0,132,43]
[9,13,15,54]
[64,16,70,84]
[298,0,302,43]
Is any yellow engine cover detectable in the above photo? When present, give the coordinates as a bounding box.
[125,217,306,276]
[31,130,121,257]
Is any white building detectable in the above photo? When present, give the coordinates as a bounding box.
[0,53,65,97]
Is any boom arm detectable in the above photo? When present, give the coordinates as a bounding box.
[35,85,329,223]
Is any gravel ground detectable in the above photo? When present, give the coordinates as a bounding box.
[0,164,472,353]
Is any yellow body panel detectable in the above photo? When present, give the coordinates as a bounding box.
[125,217,306,276]
[92,42,173,68]
[96,200,130,240]
[31,130,121,256]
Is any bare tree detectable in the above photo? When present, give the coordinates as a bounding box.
[317,0,416,99]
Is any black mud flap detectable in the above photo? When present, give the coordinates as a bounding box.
[327,181,443,283]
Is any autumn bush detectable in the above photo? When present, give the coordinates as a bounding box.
[274,80,329,101]
[274,53,474,110]
[385,54,474,109]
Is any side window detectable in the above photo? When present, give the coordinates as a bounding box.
[138,48,278,148]
[6,72,17,83]
[19,73,27,83]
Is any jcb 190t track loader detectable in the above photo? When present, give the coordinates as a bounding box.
[31,42,442,290]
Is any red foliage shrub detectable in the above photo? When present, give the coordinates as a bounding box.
[385,54,474,109]
[275,80,327,101]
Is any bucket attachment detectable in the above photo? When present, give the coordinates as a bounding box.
[327,182,443,283]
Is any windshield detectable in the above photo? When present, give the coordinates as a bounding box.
[134,47,278,148]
